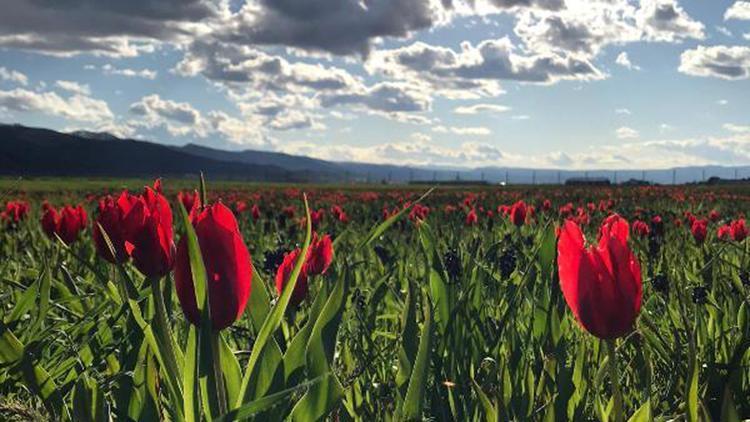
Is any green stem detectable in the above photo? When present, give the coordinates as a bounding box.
[210,330,228,416]
[149,276,184,385]
[606,339,624,422]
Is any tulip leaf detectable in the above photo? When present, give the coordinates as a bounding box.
[356,187,434,250]
[401,294,433,421]
[236,193,313,408]
[289,264,349,421]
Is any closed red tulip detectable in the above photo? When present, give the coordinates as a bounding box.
[690,219,708,244]
[174,203,253,330]
[275,231,335,307]
[510,200,527,226]
[275,249,308,307]
[632,220,650,238]
[557,214,643,339]
[93,192,137,264]
[41,204,87,244]
[465,208,478,226]
[307,233,333,276]
[731,219,748,242]
[123,181,175,278]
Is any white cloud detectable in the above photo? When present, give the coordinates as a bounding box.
[0,0,222,57]
[616,126,639,139]
[679,45,750,80]
[454,103,510,114]
[0,67,28,85]
[55,80,91,96]
[100,64,157,79]
[433,125,492,136]
[725,1,750,20]
[615,52,641,71]
[0,88,112,122]
[717,99,729,105]
[615,108,632,115]
[724,123,750,133]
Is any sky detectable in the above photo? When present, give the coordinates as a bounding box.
[0,0,749,170]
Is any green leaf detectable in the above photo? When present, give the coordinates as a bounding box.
[472,378,499,422]
[289,264,350,421]
[236,194,313,408]
[401,295,433,421]
[216,375,327,422]
[627,400,652,422]
[356,188,434,250]
[72,374,106,422]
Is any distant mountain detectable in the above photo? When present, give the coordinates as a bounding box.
[178,143,344,176]
[0,124,302,181]
[2,123,749,185]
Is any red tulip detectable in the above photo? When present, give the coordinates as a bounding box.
[41,204,87,244]
[465,208,478,226]
[174,203,253,330]
[632,220,650,238]
[2,200,30,228]
[275,249,308,307]
[275,232,335,307]
[731,219,748,242]
[717,224,732,241]
[306,233,333,276]
[123,181,175,278]
[178,190,200,214]
[690,219,708,244]
[251,204,261,221]
[510,200,527,226]
[93,192,137,263]
[557,215,643,339]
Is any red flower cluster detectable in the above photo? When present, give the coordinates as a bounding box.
[275,233,334,307]
[41,203,88,244]
[2,200,30,228]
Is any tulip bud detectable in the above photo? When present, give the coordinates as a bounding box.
[123,183,175,278]
[174,203,253,330]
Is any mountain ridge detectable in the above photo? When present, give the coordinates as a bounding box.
[2,123,748,184]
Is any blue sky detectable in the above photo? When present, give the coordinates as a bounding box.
[1,0,749,169]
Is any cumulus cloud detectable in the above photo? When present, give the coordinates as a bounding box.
[209,0,446,57]
[679,45,750,80]
[320,82,431,113]
[0,0,223,57]
[100,64,157,79]
[616,126,639,139]
[615,52,641,71]
[638,0,705,42]
[0,67,28,85]
[433,125,492,135]
[454,103,510,114]
[367,37,604,95]
[725,1,750,20]
[55,80,91,96]
[0,87,113,122]
[724,123,750,133]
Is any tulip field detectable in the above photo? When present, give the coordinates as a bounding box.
[1,177,750,421]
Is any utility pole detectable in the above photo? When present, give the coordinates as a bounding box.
[672,169,676,185]
[505,170,509,185]
[532,170,536,185]
[614,171,618,184]
[557,171,561,185]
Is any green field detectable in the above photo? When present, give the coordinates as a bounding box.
[1,177,749,420]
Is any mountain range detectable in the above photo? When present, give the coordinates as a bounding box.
[2,123,749,185]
